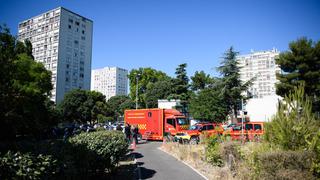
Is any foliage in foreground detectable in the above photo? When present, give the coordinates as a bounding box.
[0,130,129,179]
[69,130,129,173]
[264,84,320,175]
[0,151,58,180]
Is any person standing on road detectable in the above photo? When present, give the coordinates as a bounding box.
[133,124,139,144]
[124,123,131,143]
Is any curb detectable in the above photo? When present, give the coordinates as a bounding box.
[158,146,209,180]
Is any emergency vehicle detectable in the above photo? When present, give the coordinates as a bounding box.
[223,122,264,141]
[124,108,189,140]
[175,122,224,144]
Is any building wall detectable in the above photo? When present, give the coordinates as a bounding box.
[237,48,280,98]
[18,7,93,103]
[91,67,128,100]
[237,49,282,122]
[245,95,282,122]
[158,99,181,109]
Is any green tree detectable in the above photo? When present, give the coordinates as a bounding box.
[189,78,228,122]
[0,25,56,140]
[167,63,191,116]
[169,63,190,100]
[217,47,252,120]
[190,70,212,91]
[107,95,135,120]
[128,67,170,108]
[276,37,320,113]
[58,89,109,124]
[145,80,173,108]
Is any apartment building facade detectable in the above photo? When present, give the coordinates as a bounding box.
[237,48,282,122]
[237,48,280,99]
[91,67,128,101]
[18,7,93,103]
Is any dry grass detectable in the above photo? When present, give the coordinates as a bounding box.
[160,142,236,180]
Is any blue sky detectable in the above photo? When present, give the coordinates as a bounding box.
[1,0,320,77]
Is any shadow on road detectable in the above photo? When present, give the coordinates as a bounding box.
[139,167,156,179]
[132,152,144,159]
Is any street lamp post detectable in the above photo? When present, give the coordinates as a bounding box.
[135,73,140,109]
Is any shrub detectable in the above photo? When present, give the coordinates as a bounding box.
[264,84,320,176]
[0,151,59,180]
[264,84,320,151]
[68,130,128,173]
[256,150,315,180]
[219,141,241,162]
[205,135,224,167]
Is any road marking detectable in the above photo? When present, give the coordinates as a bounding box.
[158,147,208,180]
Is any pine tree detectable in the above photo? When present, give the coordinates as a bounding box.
[218,47,252,121]
[276,37,320,114]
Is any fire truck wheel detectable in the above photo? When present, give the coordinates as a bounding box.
[189,137,198,145]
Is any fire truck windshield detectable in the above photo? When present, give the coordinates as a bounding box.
[177,118,189,125]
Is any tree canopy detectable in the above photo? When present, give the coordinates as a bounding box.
[190,70,212,91]
[189,78,228,122]
[128,67,170,108]
[58,89,109,124]
[217,47,252,120]
[276,37,320,113]
[107,95,135,119]
[0,25,56,140]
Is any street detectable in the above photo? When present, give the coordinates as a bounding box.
[133,141,206,180]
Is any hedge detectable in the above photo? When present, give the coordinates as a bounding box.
[0,130,129,179]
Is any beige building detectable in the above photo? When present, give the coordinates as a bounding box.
[237,48,282,122]
[91,67,128,100]
[18,7,93,103]
[238,48,280,98]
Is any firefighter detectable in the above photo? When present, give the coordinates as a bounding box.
[124,123,131,143]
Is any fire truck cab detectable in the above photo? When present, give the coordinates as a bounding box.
[124,108,189,140]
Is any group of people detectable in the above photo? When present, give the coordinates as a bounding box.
[124,123,139,144]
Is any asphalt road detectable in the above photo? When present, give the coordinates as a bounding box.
[133,141,206,180]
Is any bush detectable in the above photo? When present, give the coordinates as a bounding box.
[256,150,315,180]
[205,135,224,167]
[264,84,320,151]
[0,151,59,180]
[68,130,128,173]
[264,84,320,176]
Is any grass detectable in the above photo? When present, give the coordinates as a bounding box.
[160,142,235,180]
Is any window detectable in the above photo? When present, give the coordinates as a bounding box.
[177,118,188,125]
[206,125,214,130]
[75,21,80,26]
[254,124,262,130]
[82,30,85,34]
[68,19,73,23]
[167,119,176,128]
[68,25,71,29]
[79,73,84,78]
[245,124,253,130]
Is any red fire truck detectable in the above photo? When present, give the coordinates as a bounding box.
[124,108,189,140]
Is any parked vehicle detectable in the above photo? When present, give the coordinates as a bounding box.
[223,122,264,141]
[124,108,189,140]
[175,122,224,144]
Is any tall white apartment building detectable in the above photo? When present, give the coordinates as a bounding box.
[18,7,93,103]
[91,67,128,100]
[237,48,280,99]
